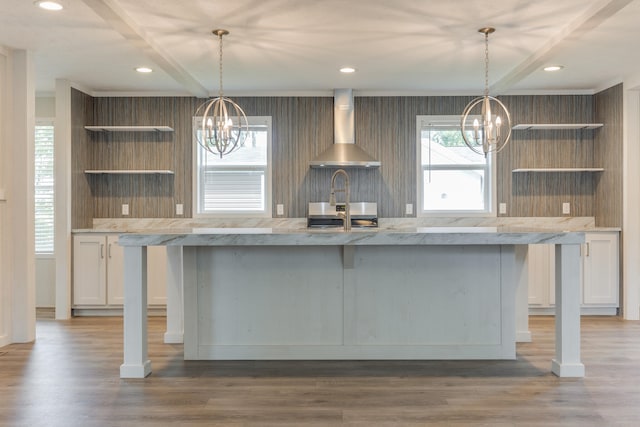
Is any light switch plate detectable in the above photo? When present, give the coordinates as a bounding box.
[562,202,570,214]
[176,204,184,215]
[122,204,129,215]
[499,203,507,214]
[276,204,284,216]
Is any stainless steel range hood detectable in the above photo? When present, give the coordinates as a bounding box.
[309,89,380,168]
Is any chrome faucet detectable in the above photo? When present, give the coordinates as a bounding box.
[329,169,351,231]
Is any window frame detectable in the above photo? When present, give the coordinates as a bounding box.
[192,115,273,218]
[416,115,496,217]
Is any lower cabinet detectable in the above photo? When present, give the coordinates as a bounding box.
[528,231,619,315]
[73,233,167,313]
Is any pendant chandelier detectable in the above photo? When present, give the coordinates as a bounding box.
[460,27,511,157]
[196,29,248,158]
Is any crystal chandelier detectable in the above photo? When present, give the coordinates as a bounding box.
[196,29,248,158]
[460,27,511,156]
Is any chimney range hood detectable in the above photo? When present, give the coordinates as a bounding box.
[309,89,380,168]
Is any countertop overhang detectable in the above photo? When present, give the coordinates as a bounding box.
[117,226,586,247]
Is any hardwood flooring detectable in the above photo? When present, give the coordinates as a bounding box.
[1,315,639,426]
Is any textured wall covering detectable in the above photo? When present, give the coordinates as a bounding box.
[594,84,623,228]
[70,90,622,227]
[499,95,597,217]
[71,89,94,229]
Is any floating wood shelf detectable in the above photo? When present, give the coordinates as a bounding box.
[512,123,603,130]
[84,170,175,175]
[512,168,604,173]
[84,125,174,132]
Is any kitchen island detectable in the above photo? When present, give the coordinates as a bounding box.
[117,227,585,379]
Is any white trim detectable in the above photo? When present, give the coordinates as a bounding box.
[0,46,9,346]
[192,116,273,219]
[622,75,640,319]
[54,79,72,320]
[416,115,496,218]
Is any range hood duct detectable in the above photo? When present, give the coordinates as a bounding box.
[309,89,380,168]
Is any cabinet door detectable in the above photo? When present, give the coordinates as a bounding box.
[107,240,168,306]
[147,246,167,305]
[527,244,555,307]
[73,235,106,305]
[583,232,619,306]
[106,235,125,305]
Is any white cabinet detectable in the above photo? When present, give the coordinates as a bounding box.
[527,244,555,308]
[73,235,108,305]
[73,233,166,312]
[582,232,619,306]
[527,231,619,315]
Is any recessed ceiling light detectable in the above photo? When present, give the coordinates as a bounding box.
[35,1,63,11]
[135,67,153,73]
[340,67,356,74]
[544,65,564,72]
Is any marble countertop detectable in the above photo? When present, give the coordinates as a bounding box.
[116,226,586,247]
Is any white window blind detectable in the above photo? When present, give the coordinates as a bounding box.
[35,123,55,253]
[194,117,272,216]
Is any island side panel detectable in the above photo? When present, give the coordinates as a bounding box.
[195,246,345,359]
[349,245,512,359]
[188,244,516,360]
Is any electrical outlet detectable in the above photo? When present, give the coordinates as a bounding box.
[176,204,184,215]
[122,204,129,216]
[562,202,571,215]
[499,203,507,215]
[276,204,284,216]
[406,203,413,215]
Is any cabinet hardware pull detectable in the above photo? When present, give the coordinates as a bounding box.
[108,243,112,258]
[100,244,104,259]
[586,242,590,257]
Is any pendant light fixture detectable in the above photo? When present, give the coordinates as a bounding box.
[460,27,511,157]
[196,29,248,158]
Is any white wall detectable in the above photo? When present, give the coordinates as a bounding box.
[0,47,9,347]
[622,75,640,320]
[36,257,56,307]
[36,96,55,118]
[0,46,36,346]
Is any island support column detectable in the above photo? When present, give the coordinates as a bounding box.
[164,246,184,344]
[120,246,151,378]
[552,244,585,377]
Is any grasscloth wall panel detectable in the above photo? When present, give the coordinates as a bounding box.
[594,84,623,227]
[70,90,621,227]
[71,89,94,229]
[499,95,596,217]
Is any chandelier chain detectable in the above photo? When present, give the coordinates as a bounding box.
[218,32,224,97]
[484,31,489,97]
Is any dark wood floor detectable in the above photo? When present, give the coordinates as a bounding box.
[1,315,639,426]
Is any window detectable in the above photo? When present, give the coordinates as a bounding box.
[417,116,494,216]
[193,116,272,216]
[35,121,55,253]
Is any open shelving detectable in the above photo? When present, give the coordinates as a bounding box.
[512,168,604,173]
[84,170,174,175]
[84,125,174,132]
[512,123,603,130]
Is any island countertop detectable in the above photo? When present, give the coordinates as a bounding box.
[116,226,586,247]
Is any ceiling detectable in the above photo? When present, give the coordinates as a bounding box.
[1,0,638,96]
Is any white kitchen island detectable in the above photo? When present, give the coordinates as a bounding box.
[117,227,585,379]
